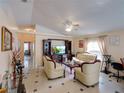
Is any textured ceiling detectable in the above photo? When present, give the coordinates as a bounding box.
[7,0,34,25]
[3,0,124,36]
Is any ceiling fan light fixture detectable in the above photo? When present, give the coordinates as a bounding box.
[65,25,73,32]
[64,20,79,32]
[65,28,71,32]
[24,28,32,31]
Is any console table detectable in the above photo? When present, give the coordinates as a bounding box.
[101,55,112,74]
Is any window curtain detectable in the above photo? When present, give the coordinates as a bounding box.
[84,38,88,52]
[97,36,107,55]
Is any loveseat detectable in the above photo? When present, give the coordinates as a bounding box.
[73,52,101,87]
[43,55,65,80]
[73,52,97,64]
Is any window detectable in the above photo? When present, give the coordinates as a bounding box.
[87,40,102,60]
[24,43,29,51]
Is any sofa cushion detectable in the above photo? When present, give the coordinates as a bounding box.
[77,53,96,62]
[72,57,85,64]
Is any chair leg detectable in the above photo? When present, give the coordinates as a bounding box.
[109,69,123,82]
[63,70,65,78]
[117,70,119,82]
[74,71,76,79]
[100,61,104,71]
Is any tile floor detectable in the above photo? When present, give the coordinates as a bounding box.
[23,66,124,93]
[15,56,123,93]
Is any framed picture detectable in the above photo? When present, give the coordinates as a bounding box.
[1,26,12,51]
[79,40,84,48]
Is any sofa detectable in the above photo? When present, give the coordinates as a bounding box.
[73,52,97,64]
[43,55,65,80]
[73,52,101,87]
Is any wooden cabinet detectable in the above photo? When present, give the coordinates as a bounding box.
[65,40,72,60]
[43,40,51,56]
[43,39,72,61]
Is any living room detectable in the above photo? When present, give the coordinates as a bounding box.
[0,0,124,93]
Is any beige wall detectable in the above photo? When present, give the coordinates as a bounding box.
[105,31,124,62]
[17,32,35,61]
[0,4,18,77]
[17,32,35,42]
[73,38,85,53]
[73,30,124,62]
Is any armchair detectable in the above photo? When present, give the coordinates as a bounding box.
[74,59,101,87]
[43,56,65,80]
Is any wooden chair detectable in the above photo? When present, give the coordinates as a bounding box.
[0,88,7,93]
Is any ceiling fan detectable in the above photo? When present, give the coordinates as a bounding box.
[21,0,32,3]
[64,20,80,32]
[22,0,27,2]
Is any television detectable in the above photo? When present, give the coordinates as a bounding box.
[52,46,65,54]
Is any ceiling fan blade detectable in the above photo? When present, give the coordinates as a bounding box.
[73,24,79,26]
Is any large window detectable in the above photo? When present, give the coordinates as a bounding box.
[87,40,102,60]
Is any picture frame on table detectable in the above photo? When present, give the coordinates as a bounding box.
[1,26,12,51]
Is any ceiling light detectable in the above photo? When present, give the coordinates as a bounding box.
[24,28,33,31]
[10,27,18,30]
[64,20,79,32]
[65,27,72,32]
[65,25,73,32]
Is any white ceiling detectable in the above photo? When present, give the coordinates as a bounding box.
[7,0,34,25]
[3,0,124,36]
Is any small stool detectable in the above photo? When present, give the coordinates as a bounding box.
[110,62,124,82]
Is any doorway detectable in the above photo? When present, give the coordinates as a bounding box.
[24,42,31,56]
[24,42,34,69]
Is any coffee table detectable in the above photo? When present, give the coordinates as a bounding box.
[62,61,80,74]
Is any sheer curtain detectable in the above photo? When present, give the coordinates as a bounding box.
[86,38,102,60]
[97,36,107,55]
[84,36,107,60]
[97,36,108,71]
[84,38,88,52]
